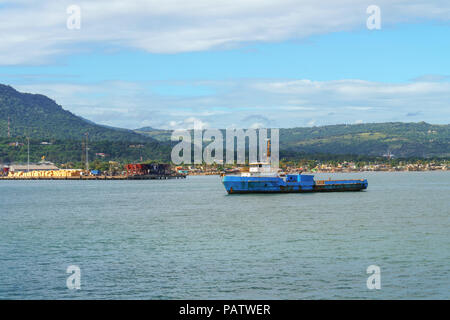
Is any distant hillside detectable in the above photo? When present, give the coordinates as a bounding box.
[135,127,173,142]
[136,123,450,158]
[0,84,171,164]
[279,122,449,158]
[1,84,448,161]
[0,84,150,142]
[0,137,170,164]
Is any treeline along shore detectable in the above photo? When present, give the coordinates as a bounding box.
[1,84,449,174]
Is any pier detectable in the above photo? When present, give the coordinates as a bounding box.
[0,174,186,180]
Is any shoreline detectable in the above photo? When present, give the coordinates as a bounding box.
[0,174,186,180]
[188,169,449,176]
[1,169,447,180]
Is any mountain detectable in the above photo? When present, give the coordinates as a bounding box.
[135,126,173,142]
[279,122,450,158]
[1,83,448,162]
[136,123,450,158]
[0,84,149,142]
[0,84,171,164]
[135,126,156,131]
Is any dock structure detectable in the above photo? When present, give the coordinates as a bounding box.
[0,162,187,180]
[0,174,186,180]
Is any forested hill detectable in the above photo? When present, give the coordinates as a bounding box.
[137,122,450,158]
[0,84,150,142]
[279,122,450,158]
[0,83,448,161]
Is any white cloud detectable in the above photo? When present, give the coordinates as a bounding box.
[167,117,210,130]
[254,79,450,97]
[12,77,450,129]
[249,122,265,129]
[411,74,449,82]
[0,0,449,64]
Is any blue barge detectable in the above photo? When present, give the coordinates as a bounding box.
[222,139,367,194]
[222,173,368,194]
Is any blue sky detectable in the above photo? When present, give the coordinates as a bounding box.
[0,0,449,129]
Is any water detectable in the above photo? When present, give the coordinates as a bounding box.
[0,172,449,299]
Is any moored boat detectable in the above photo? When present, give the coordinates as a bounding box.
[222,169,368,194]
[221,140,368,194]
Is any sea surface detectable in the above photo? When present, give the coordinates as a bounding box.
[0,172,449,299]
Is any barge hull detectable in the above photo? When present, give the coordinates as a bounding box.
[226,184,367,194]
[222,175,368,194]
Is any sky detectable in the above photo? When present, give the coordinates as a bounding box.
[0,0,449,129]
